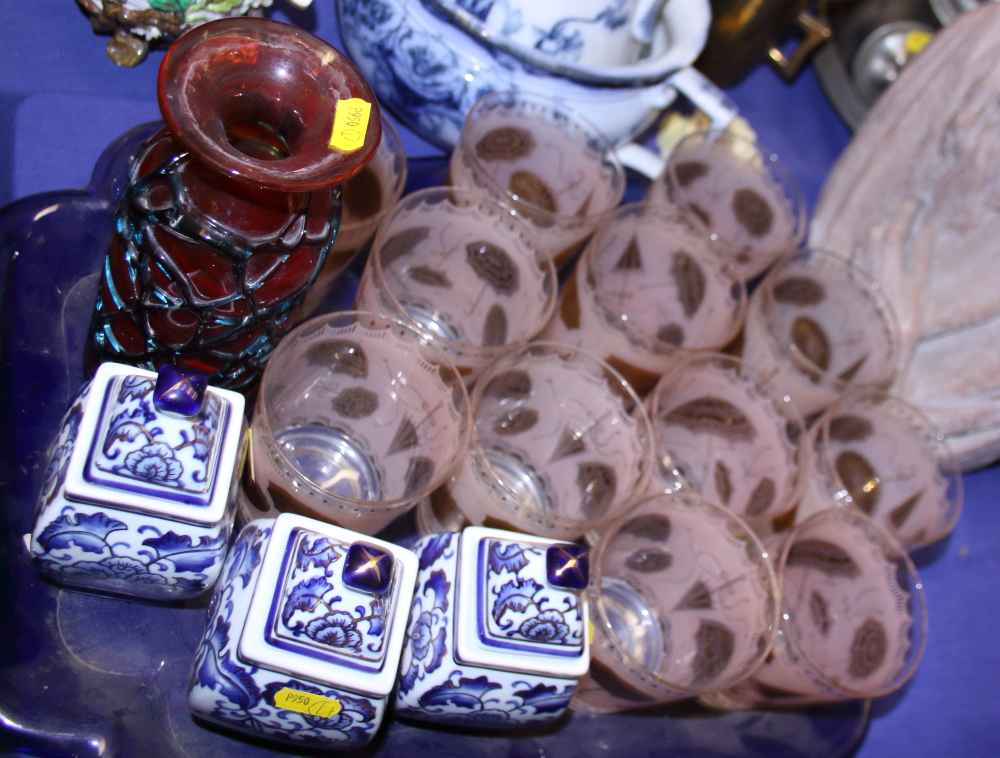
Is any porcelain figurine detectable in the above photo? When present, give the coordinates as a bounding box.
[395,527,589,727]
[335,0,732,150]
[30,362,247,601]
[188,513,418,748]
[74,0,314,68]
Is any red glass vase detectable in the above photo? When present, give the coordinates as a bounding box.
[88,17,381,392]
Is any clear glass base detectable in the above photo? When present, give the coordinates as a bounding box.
[600,577,665,674]
[483,446,550,513]
[276,424,380,501]
[404,303,461,342]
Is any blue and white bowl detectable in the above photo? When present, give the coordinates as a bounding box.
[188,513,418,748]
[395,526,590,727]
[335,0,724,150]
[30,363,247,601]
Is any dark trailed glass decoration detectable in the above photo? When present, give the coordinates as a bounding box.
[87,18,381,392]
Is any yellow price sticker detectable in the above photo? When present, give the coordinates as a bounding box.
[329,98,372,153]
[272,687,342,719]
[904,30,932,55]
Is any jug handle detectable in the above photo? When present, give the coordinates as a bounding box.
[668,68,738,132]
[618,67,739,179]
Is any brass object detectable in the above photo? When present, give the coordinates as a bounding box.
[696,0,854,87]
[767,10,833,79]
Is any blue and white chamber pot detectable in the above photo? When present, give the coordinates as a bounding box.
[395,526,590,727]
[188,512,418,748]
[30,362,247,601]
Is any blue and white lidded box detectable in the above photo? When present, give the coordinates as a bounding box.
[30,362,247,601]
[395,526,590,727]
[189,512,418,749]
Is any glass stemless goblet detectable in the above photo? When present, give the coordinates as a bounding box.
[450,90,625,266]
[741,248,902,419]
[646,353,807,530]
[354,186,557,384]
[302,118,408,316]
[242,311,472,535]
[701,508,927,709]
[647,129,807,281]
[540,202,747,394]
[418,342,654,541]
[574,492,779,714]
[797,390,963,550]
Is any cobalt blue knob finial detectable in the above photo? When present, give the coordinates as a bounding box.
[343,542,393,595]
[153,364,208,418]
[546,543,589,590]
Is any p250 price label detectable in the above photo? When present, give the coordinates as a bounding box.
[329,98,372,153]
[272,687,342,719]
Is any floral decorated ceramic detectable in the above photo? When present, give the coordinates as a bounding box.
[30,362,246,601]
[334,0,722,149]
[188,513,418,748]
[452,0,670,68]
[395,526,589,727]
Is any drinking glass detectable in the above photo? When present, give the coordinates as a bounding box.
[702,508,927,708]
[418,342,654,541]
[574,492,778,714]
[301,118,408,316]
[741,249,902,419]
[450,91,626,266]
[647,129,807,280]
[797,390,963,549]
[539,202,746,394]
[354,186,557,384]
[646,353,807,530]
[242,311,472,535]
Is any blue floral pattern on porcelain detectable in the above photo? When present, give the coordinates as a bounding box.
[30,364,247,601]
[190,523,384,748]
[39,386,90,509]
[32,505,229,598]
[333,0,712,149]
[337,0,510,148]
[86,374,227,505]
[267,529,392,671]
[398,533,455,694]
[480,538,584,654]
[395,531,580,728]
[456,0,638,64]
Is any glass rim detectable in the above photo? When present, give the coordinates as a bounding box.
[776,507,929,699]
[590,491,780,694]
[367,185,558,356]
[159,17,381,192]
[665,128,809,252]
[647,351,809,523]
[459,90,626,226]
[582,200,749,353]
[466,340,654,529]
[810,388,964,549]
[342,116,408,232]
[254,310,473,509]
[753,248,903,390]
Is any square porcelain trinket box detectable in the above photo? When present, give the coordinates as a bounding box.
[395,526,590,728]
[188,512,418,748]
[30,362,247,601]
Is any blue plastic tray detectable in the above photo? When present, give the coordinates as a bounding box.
[0,123,869,758]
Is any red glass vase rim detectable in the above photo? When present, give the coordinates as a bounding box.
[158,17,381,192]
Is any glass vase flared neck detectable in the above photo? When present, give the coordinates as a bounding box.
[158,17,381,192]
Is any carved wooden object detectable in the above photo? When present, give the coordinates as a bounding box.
[811,3,1000,470]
